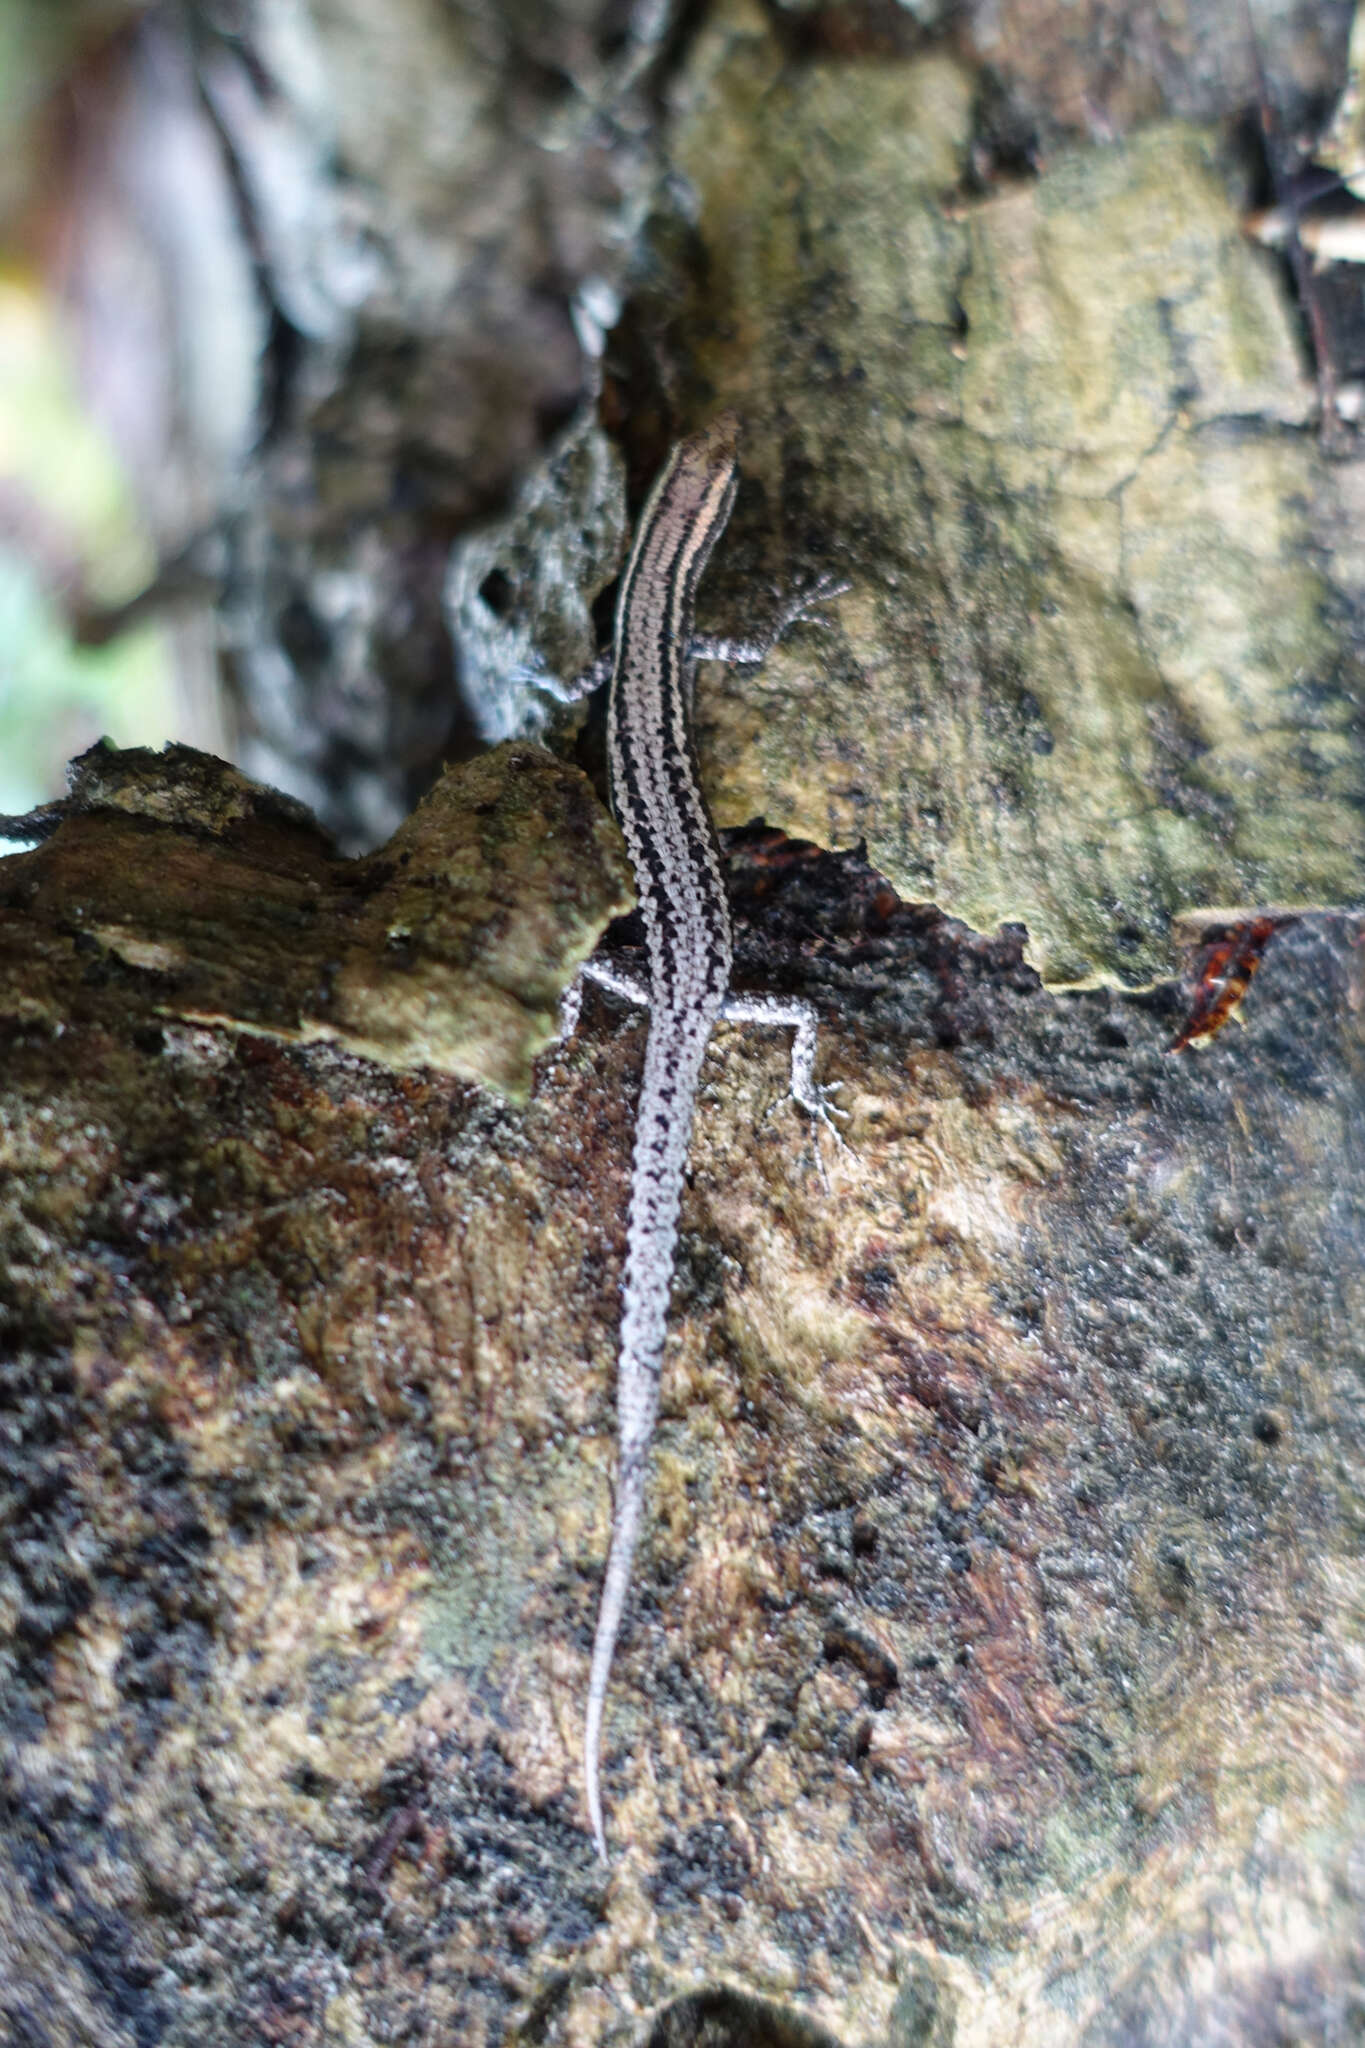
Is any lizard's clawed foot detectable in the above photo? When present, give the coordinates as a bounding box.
[814,1081,851,1145]
[690,571,850,669]
[772,571,852,643]
[804,1084,850,1192]
[797,1080,851,1181]
[559,973,586,1042]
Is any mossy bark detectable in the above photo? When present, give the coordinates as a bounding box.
[3,3,1363,2046]
[3,745,1361,2047]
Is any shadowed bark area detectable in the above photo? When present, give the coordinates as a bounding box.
[2,755,1362,2045]
[2,1,1363,2045]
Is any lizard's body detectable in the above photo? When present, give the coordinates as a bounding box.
[564,417,841,1858]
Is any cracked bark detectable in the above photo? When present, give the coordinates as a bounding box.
[2,3,1363,2046]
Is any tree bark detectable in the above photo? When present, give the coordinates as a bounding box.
[2,3,1363,2046]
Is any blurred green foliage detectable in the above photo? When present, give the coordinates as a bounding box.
[0,268,174,820]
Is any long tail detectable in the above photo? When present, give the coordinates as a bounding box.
[583,1432,654,1858]
[583,1014,710,1858]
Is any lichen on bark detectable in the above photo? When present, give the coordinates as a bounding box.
[655,7,1365,986]
[1,2,1363,2045]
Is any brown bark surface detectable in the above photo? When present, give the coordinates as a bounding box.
[2,3,1363,2046]
[3,747,1362,2047]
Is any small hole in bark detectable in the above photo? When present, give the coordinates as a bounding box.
[478,567,515,617]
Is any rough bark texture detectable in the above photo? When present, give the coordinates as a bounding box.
[0,739,631,1098]
[2,2,1364,2046]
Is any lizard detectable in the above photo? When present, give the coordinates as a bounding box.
[553,413,846,1859]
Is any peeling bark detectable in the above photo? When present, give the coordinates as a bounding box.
[2,2,1363,2045]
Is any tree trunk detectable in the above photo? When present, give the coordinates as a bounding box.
[2,3,1362,2045]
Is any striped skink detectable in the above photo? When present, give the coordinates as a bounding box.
[559,415,844,1858]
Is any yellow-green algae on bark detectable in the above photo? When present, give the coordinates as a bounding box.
[664,3,1363,985]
